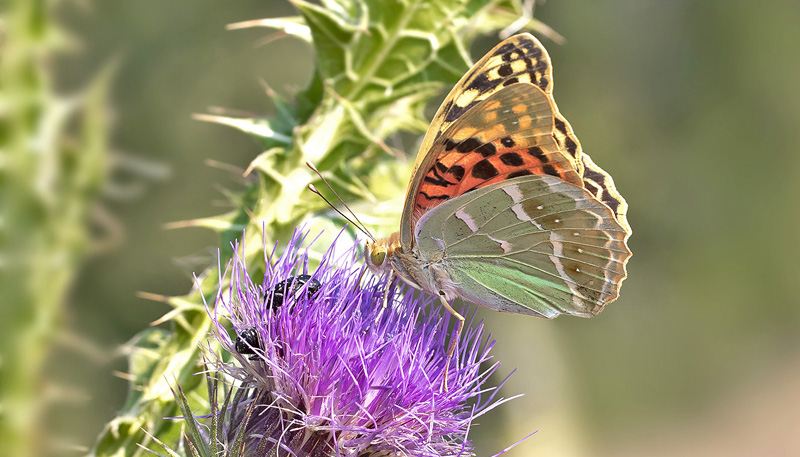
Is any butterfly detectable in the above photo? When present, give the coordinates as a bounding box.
[360,33,632,388]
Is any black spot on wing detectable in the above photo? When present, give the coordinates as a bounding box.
[529,71,542,87]
[503,77,519,87]
[508,169,533,179]
[542,164,558,176]
[439,100,454,124]
[564,137,578,156]
[420,191,449,201]
[425,163,455,188]
[501,137,516,148]
[444,139,458,151]
[444,101,476,123]
[527,146,548,162]
[449,165,465,181]
[554,118,568,134]
[494,42,516,56]
[603,195,621,213]
[502,50,521,62]
[472,159,499,179]
[537,76,549,89]
[424,175,454,187]
[456,137,482,153]
[498,64,513,77]
[584,180,601,197]
[500,152,524,166]
[465,72,492,94]
[475,143,497,157]
[583,166,607,185]
[584,162,623,215]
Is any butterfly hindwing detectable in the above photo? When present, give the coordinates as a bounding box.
[415,174,631,317]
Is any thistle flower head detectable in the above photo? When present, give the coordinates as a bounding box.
[206,229,513,457]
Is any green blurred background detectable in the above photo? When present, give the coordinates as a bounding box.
[35,0,800,455]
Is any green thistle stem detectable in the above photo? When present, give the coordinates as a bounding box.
[1,1,112,455]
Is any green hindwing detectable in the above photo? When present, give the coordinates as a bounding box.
[415,174,631,317]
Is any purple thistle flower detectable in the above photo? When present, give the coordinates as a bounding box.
[206,229,519,457]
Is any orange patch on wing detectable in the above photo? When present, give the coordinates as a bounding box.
[413,137,581,213]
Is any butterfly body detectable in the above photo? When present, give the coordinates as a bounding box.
[366,232,461,306]
[364,33,631,325]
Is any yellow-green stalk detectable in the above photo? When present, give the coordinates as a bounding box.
[0,1,113,456]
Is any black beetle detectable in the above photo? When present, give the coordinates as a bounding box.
[267,274,322,311]
[234,327,261,357]
[234,275,323,359]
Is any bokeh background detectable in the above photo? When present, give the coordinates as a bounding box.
[23,0,800,456]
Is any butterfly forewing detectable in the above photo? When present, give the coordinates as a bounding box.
[415,34,558,172]
[580,154,631,233]
[401,82,582,247]
[415,175,631,318]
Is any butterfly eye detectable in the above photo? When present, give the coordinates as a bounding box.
[370,249,387,267]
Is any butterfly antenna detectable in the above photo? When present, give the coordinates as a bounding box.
[307,184,375,242]
[306,161,376,242]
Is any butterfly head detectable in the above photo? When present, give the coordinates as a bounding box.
[365,243,388,272]
[364,233,401,275]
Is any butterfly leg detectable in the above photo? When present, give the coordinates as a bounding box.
[438,293,464,393]
[374,270,394,324]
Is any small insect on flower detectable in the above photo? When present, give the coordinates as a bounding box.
[267,273,322,311]
[235,274,323,359]
[203,229,522,457]
[233,327,261,358]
